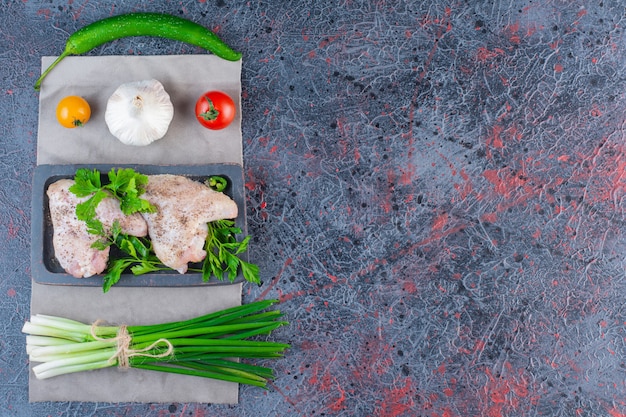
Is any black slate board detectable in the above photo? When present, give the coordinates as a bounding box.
[31,163,247,287]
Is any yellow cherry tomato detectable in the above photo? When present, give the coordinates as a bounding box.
[56,96,91,128]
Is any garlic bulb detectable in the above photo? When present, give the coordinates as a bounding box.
[105,79,174,146]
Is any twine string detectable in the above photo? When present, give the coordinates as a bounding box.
[91,321,174,369]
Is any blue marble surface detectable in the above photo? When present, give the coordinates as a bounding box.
[1,1,626,416]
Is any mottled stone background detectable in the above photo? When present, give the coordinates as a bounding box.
[1,1,625,416]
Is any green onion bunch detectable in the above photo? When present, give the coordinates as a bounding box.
[23,300,289,388]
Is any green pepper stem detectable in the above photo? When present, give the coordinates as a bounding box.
[34,51,70,91]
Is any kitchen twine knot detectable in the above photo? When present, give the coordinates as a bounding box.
[91,320,174,369]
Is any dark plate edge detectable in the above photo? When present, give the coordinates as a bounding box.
[31,163,247,288]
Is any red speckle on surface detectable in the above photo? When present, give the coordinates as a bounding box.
[484,124,521,158]
[473,339,486,354]
[71,0,88,20]
[432,212,449,231]
[7,219,19,238]
[399,163,416,185]
[255,257,293,301]
[36,8,51,19]
[481,166,538,212]
[476,47,506,63]
[590,103,603,117]
[549,39,562,50]
[329,382,347,411]
[244,182,256,192]
[435,362,446,375]
[402,279,418,294]
[407,224,466,250]
[7,288,16,297]
[376,377,415,417]
[318,34,341,49]
[442,407,456,417]
[303,355,349,413]
[258,136,270,146]
[353,146,361,163]
[453,169,474,201]
[504,21,521,44]
[278,289,307,303]
[482,169,506,192]
[480,212,498,223]
[381,197,393,214]
[477,364,533,416]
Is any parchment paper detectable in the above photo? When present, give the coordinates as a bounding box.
[30,55,244,403]
[37,55,242,165]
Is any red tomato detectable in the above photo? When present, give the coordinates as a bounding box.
[195,91,236,130]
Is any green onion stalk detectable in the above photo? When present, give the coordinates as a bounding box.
[23,299,289,388]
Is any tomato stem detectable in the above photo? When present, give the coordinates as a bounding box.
[199,97,220,121]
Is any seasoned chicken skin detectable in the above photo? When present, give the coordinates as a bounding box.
[96,197,149,237]
[141,174,238,273]
[47,179,148,278]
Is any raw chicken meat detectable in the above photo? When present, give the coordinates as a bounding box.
[96,197,149,237]
[141,174,238,273]
[47,179,148,278]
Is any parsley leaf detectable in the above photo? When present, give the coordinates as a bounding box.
[100,221,169,293]
[71,168,156,227]
[202,219,260,285]
[106,168,155,215]
[69,169,102,197]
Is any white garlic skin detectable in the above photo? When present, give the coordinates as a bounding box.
[105,79,174,146]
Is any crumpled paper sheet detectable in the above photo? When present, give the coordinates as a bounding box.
[30,55,243,404]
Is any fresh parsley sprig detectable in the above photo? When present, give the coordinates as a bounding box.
[202,219,260,284]
[203,175,260,284]
[69,168,156,232]
[100,221,169,292]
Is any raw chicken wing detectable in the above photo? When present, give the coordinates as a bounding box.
[141,174,238,273]
[47,179,148,278]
